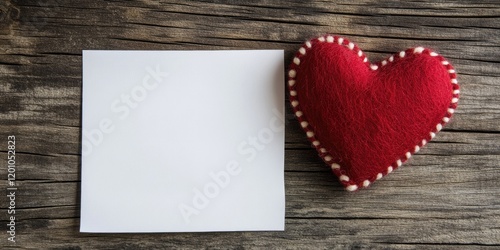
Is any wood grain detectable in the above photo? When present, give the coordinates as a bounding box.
[1,0,499,249]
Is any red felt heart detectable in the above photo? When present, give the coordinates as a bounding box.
[288,35,459,191]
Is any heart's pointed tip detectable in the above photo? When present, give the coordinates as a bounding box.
[345,184,359,192]
[341,177,376,192]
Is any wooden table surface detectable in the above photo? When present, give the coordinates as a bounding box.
[1,0,499,249]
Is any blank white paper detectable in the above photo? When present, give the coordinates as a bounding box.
[80,50,285,232]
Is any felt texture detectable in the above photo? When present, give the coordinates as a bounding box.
[288,35,460,191]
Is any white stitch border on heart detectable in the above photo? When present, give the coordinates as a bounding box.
[288,35,460,191]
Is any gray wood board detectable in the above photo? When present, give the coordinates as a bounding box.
[0,0,499,249]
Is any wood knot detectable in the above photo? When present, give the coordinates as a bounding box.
[0,1,20,23]
[0,0,20,35]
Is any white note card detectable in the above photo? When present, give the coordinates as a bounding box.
[80,50,285,232]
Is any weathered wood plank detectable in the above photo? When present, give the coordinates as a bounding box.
[10,163,500,217]
[0,124,498,182]
[0,0,499,248]
[10,217,500,248]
